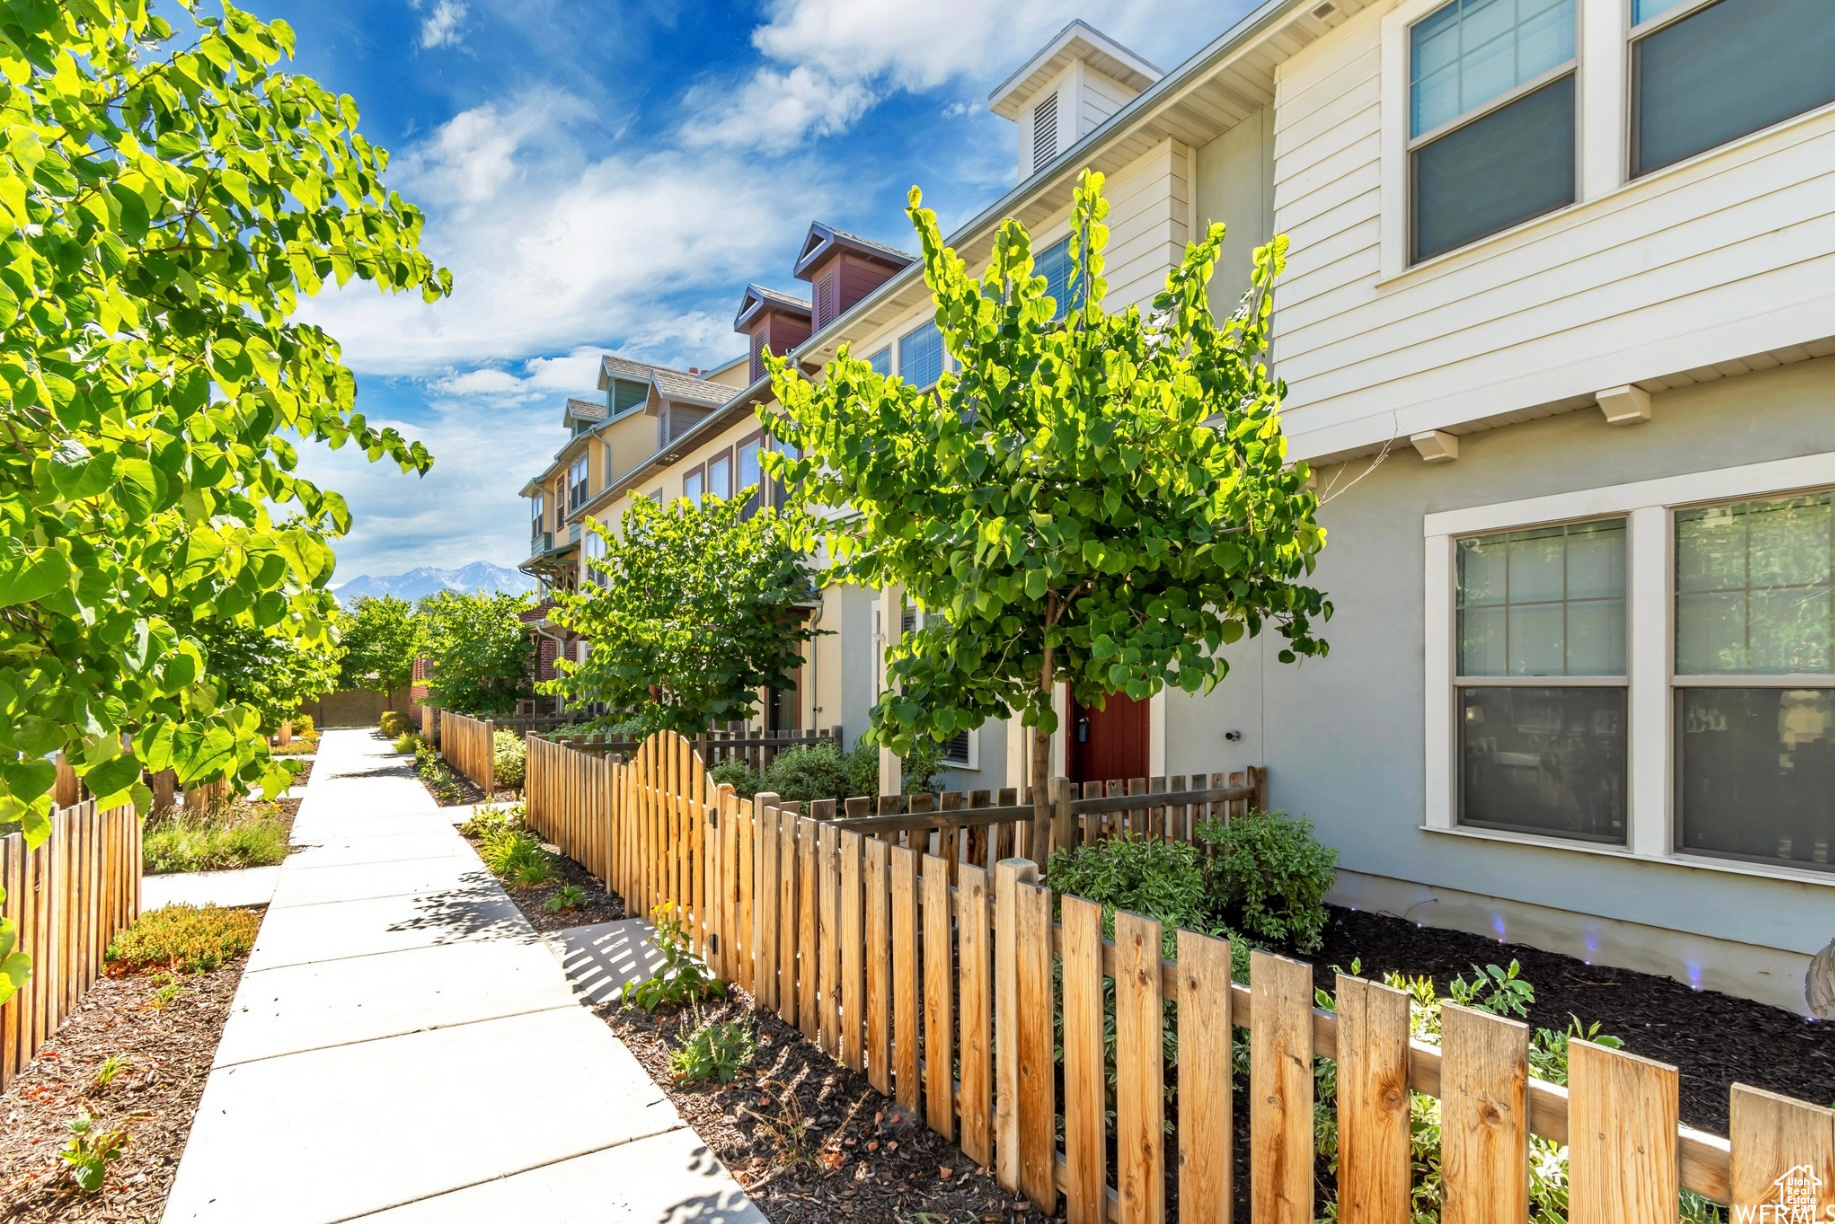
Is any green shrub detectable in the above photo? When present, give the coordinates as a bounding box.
[459,801,523,839]
[842,741,880,799]
[668,1017,755,1084]
[106,905,261,974]
[392,731,421,755]
[707,756,760,798]
[1048,834,1210,947]
[626,904,724,1012]
[492,730,526,789]
[380,709,415,738]
[293,714,315,736]
[1196,810,1338,953]
[142,803,290,874]
[478,827,550,884]
[899,735,946,794]
[762,744,850,803]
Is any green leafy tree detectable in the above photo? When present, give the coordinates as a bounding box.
[765,170,1329,863]
[541,496,817,737]
[421,591,535,716]
[182,594,344,736]
[337,594,423,694]
[0,2,448,1000]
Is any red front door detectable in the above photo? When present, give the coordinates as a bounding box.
[1068,692,1150,784]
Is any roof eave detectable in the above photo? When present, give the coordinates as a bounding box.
[796,0,1308,366]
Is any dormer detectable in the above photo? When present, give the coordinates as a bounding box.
[561,397,605,436]
[734,284,812,384]
[792,224,915,332]
[598,355,663,420]
[988,20,1161,184]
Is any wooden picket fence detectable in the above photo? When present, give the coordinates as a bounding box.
[0,800,142,1091]
[522,731,1820,1222]
[540,724,841,775]
[439,710,497,795]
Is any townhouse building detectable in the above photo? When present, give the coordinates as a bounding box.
[525,0,1835,1011]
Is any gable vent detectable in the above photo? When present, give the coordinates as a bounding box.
[1031,91,1059,173]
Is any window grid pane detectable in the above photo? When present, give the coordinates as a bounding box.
[1678,687,1834,870]
[1675,492,1835,675]
[899,319,944,389]
[1460,686,1627,843]
[1457,518,1626,676]
[1409,0,1576,136]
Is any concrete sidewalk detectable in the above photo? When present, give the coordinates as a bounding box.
[163,728,764,1224]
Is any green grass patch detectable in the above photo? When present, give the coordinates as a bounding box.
[142,801,291,875]
[105,904,261,975]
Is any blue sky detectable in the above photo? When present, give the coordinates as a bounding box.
[272,0,1254,581]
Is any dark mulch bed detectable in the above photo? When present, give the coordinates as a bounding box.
[462,832,625,933]
[0,956,245,1221]
[604,994,1053,1224]
[1311,906,1835,1133]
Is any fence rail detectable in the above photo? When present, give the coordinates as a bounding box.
[439,711,497,795]
[523,731,1824,1222]
[0,800,142,1091]
[544,725,839,774]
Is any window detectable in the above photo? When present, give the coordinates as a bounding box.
[568,455,589,511]
[899,319,944,389]
[530,494,545,542]
[1455,519,1627,843]
[1675,492,1835,870]
[683,466,704,509]
[581,529,607,587]
[1631,0,1835,178]
[1032,91,1059,173]
[1034,237,1085,321]
[707,449,732,503]
[867,347,891,377]
[737,435,763,517]
[1408,0,1576,262]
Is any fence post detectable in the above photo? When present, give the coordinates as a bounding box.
[1050,776,1074,857]
[483,719,496,796]
[993,857,1037,1195]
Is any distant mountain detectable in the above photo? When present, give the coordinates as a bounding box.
[332,562,534,607]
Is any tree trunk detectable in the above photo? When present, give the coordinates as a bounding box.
[1029,722,1052,868]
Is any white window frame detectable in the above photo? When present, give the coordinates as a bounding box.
[1423,450,1835,885]
[1381,0,1585,275]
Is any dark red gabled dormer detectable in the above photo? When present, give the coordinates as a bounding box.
[792,223,915,332]
[735,285,813,384]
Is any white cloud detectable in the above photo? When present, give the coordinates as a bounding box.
[682,65,873,153]
[300,395,554,579]
[302,95,826,376]
[419,0,468,50]
[685,0,1244,153]
[425,348,605,406]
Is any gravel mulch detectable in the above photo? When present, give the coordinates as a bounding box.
[459,829,625,933]
[0,957,245,1222]
[604,994,1053,1224]
[1310,906,1835,1133]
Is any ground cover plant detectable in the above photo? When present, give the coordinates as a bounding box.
[412,740,468,806]
[105,905,261,976]
[668,1016,756,1085]
[455,802,624,933]
[141,800,292,874]
[624,905,724,1012]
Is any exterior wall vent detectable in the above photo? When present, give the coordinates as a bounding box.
[1032,91,1059,174]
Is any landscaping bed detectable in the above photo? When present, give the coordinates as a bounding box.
[142,797,300,875]
[603,994,1050,1224]
[455,809,624,933]
[1310,906,1835,1133]
[0,907,256,1222]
